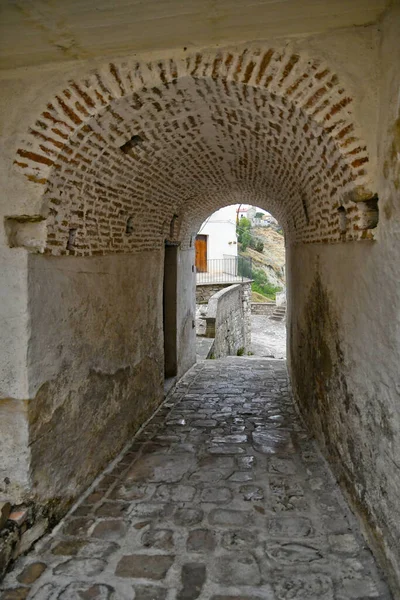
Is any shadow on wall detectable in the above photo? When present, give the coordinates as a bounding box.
[290,269,351,440]
[289,266,393,588]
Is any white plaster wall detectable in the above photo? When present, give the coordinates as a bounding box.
[198,206,238,260]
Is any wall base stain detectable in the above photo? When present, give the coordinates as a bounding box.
[290,267,400,598]
[29,357,163,508]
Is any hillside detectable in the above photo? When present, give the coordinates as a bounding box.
[241,226,285,290]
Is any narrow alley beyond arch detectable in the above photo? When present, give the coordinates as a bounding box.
[1,357,391,600]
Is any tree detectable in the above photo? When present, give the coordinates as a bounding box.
[237,217,251,243]
[241,230,252,251]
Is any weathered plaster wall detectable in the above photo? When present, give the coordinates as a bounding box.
[287,240,400,595]
[0,0,387,70]
[0,73,43,501]
[0,68,89,501]
[287,6,400,593]
[206,282,251,358]
[26,251,164,507]
[176,248,197,377]
[0,247,30,502]
[0,398,30,504]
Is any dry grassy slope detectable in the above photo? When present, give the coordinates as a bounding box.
[252,290,272,302]
[242,227,285,287]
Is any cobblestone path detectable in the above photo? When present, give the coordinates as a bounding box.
[250,316,286,359]
[1,358,392,600]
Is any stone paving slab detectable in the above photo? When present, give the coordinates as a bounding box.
[250,316,286,359]
[0,357,392,600]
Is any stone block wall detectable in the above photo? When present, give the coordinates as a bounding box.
[205,283,251,358]
[196,283,232,304]
[251,302,276,316]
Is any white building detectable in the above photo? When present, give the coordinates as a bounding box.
[196,205,238,265]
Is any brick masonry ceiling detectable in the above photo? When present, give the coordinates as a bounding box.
[15,48,374,255]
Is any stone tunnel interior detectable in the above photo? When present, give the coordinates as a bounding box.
[1,3,400,595]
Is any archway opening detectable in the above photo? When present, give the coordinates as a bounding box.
[194,204,286,361]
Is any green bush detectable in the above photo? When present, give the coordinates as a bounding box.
[251,267,281,300]
[237,217,254,251]
[240,230,252,251]
[237,217,251,238]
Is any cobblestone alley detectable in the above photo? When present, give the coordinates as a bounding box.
[1,358,391,600]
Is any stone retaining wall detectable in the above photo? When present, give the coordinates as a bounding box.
[251,302,276,316]
[204,283,251,358]
[196,283,232,304]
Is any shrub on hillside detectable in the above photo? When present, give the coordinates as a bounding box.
[251,267,281,300]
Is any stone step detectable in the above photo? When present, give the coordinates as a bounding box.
[270,304,286,321]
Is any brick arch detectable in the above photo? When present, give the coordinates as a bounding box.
[14,47,374,255]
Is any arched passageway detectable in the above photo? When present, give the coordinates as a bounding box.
[7,46,375,502]
[1,8,400,594]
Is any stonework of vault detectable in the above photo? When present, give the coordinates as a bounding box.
[14,46,375,256]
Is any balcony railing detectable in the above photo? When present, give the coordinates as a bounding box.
[196,255,253,284]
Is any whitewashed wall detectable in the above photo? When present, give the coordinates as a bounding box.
[198,205,238,260]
